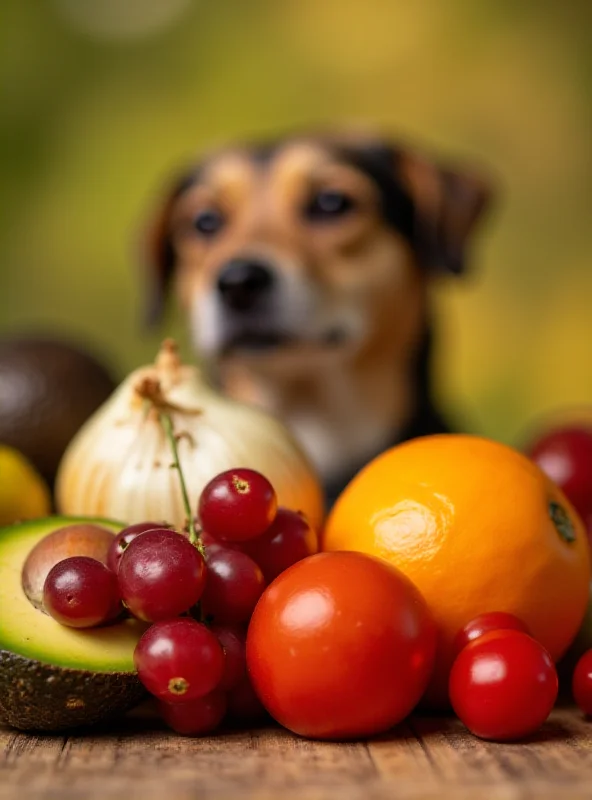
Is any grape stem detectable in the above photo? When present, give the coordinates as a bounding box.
[160,411,205,557]
[133,375,204,557]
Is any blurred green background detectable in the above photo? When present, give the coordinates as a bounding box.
[2,0,591,444]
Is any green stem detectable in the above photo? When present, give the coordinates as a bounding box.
[160,411,204,556]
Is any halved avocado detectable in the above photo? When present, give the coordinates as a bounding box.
[0,516,147,732]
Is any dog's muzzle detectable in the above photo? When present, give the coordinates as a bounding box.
[200,256,358,358]
[217,258,276,313]
[214,257,292,352]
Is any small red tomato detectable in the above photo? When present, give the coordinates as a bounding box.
[452,612,530,658]
[247,551,436,740]
[449,630,558,741]
[527,426,592,536]
[573,649,592,715]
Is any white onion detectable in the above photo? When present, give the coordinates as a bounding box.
[56,341,325,532]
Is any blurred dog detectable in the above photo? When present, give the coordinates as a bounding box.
[143,131,491,500]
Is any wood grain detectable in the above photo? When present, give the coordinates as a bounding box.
[2,708,592,799]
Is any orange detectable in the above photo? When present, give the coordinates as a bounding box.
[323,434,591,707]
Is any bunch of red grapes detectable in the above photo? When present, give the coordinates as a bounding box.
[42,468,318,735]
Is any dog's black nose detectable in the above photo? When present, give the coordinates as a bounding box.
[217,258,275,311]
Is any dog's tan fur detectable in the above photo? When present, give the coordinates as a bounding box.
[144,133,490,492]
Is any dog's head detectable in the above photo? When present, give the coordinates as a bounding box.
[143,132,491,372]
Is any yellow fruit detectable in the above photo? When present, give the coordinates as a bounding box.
[323,434,591,707]
[0,445,52,526]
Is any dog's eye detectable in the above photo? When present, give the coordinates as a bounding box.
[305,190,355,221]
[193,209,225,237]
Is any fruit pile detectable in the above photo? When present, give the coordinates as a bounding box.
[39,468,317,735]
[324,433,592,708]
[4,410,592,744]
[246,561,585,742]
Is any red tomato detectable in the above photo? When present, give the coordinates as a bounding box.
[528,426,592,536]
[449,630,558,741]
[246,551,436,740]
[572,649,592,715]
[452,612,530,658]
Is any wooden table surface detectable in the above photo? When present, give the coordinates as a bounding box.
[2,707,592,800]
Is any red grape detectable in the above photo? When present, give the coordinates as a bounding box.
[243,508,318,582]
[158,691,227,736]
[212,624,247,691]
[199,468,277,542]
[201,546,265,624]
[227,675,267,725]
[43,556,120,628]
[134,618,224,703]
[118,528,206,622]
[200,528,226,549]
[107,521,170,573]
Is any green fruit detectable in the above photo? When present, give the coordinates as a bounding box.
[0,516,147,732]
[0,337,115,487]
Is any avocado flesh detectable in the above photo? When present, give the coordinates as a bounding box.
[0,516,147,731]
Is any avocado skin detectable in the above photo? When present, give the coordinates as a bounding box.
[0,337,116,487]
[0,651,146,732]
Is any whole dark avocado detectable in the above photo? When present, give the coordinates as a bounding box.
[0,337,116,486]
[0,515,146,732]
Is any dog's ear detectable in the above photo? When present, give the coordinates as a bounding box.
[396,149,492,275]
[140,171,197,326]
